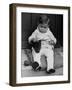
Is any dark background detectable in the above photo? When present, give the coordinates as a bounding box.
[21,13,63,49]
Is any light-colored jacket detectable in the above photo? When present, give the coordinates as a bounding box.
[29,27,57,49]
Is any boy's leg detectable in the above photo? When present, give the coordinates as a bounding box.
[32,48,41,66]
[45,49,54,71]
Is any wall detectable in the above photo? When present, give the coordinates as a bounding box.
[0,0,72,90]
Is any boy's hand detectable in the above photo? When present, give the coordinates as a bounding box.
[32,38,37,42]
[28,38,37,44]
[49,40,55,45]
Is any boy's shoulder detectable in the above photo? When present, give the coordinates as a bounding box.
[47,28,52,33]
[33,28,39,33]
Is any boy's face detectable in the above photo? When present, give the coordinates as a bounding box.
[38,24,48,33]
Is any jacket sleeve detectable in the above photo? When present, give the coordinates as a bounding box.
[28,30,37,43]
[48,29,57,44]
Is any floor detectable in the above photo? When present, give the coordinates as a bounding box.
[21,47,63,77]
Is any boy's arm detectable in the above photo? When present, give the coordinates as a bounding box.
[48,29,57,44]
[28,30,37,43]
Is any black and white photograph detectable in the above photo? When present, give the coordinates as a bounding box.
[9,3,70,86]
[21,13,63,77]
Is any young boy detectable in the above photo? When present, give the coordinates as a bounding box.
[28,15,57,74]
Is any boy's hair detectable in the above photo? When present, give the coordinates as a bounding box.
[38,14,49,25]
